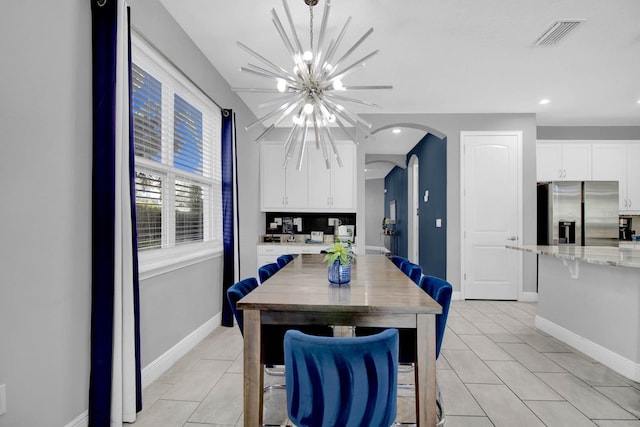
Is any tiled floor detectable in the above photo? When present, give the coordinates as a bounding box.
[132,301,640,426]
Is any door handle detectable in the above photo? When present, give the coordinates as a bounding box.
[507,236,517,241]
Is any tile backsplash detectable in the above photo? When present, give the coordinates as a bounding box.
[265,212,356,236]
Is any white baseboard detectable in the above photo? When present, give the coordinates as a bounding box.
[452,291,463,300]
[64,410,88,427]
[536,315,640,382]
[142,313,221,388]
[518,292,538,302]
[64,314,221,427]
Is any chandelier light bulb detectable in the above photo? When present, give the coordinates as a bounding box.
[276,79,287,92]
[332,79,343,90]
[303,103,314,115]
[302,50,313,64]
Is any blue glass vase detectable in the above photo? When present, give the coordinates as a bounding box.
[328,260,351,286]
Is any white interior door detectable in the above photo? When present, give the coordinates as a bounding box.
[461,131,522,300]
[407,155,419,263]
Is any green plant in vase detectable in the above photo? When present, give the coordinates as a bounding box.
[324,241,355,285]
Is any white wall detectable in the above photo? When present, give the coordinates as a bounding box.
[0,1,263,425]
[0,1,92,425]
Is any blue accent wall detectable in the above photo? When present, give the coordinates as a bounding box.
[385,133,447,279]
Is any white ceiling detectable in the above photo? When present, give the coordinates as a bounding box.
[158,0,640,178]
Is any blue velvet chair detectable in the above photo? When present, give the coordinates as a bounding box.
[284,328,399,427]
[226,277,333,380]
[389,255,408,269]
[258,262,280,283]
[402,262,423,285]
[277,254,295,268]
[418,275,452,359]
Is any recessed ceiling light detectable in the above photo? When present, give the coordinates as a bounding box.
[539,99,551,105]
[637,99,640,104]
[392,128,402,134]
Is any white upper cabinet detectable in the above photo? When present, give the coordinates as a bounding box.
[260,143,308,211]
[592,142,640,214]
[261,140,356,212]
[536,142,591,181]
[308,141,356,211]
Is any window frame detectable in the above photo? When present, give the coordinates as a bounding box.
[131,33,223,279]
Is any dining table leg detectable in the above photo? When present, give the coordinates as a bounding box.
[415,313,437,426]
[243,309,263,427]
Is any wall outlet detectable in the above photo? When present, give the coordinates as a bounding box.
[0,384,6,415]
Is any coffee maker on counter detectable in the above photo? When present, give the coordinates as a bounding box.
[619,217,633,241]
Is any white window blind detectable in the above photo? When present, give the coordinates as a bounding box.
[131,34,222,259]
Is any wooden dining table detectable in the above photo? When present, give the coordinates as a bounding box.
[237,253,442,426]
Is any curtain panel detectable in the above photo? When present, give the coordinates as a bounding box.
[90,0,142,425]
[221,109,239,327]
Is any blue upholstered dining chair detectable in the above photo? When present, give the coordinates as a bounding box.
[284,328,399,427]
[389,255,408,269]
[418,275,453,359]
[277,254,295,268]
[402,262,423,285]
[258,262,280,283]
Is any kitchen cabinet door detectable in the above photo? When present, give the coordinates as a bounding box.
[625,144,640,213]
[536,142,591,181]
[330,142,356,210]
[307,145,332,209]
[592,144,627,211]
[261,144,287,210]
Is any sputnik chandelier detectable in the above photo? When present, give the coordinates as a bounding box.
[233,0,392,170]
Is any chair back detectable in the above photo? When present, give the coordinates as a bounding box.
[403,263,423,285]
[419,275,453,358]
[258,262,280,283]
[277,254,295,268]
[284,329,398,427]
[226,277,260,334]
[389,255,408,269]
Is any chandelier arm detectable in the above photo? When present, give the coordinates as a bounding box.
[315,0,331,61]
[322,97,373,129]
[315,110,331,169]
[258,92,301,110]
[282,0,304,55]
[271,10,297,57]
[272,96,307,127]
[323,17,351,69]
[236,41,296,81]
[341,85,393,91]
[242,64,295,83]
[324,92,381,108]
[328,50,379,81]
[312,112,322,150]
[330,27,374,74]
[283,124,302,167]
[254,124,276,144]
[297,121,310,171]
[322,122,344,167]
[232,87,286,93]
[245,98,299,130]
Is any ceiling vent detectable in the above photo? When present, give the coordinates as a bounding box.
[535,20,584,46]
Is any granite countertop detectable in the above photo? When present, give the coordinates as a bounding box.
[507,245,640,269]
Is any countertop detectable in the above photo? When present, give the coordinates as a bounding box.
[506,244,640,269]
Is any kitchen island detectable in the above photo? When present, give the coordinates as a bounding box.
[508,245,640,382]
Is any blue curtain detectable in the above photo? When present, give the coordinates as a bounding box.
[90,0,142,425]
[221,109,238,327]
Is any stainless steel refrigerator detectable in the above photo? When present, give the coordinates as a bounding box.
[537,181,619,247]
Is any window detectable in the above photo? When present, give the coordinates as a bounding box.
[131,34,222,273]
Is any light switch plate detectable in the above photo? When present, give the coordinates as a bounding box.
[436,218,442,228]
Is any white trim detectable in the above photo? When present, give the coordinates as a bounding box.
[141,313,221,388]
[139,246,223,280]
[518,292,538,302]
[452,290,464,300]
[536,315,640,382]
[64,411,88,427]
